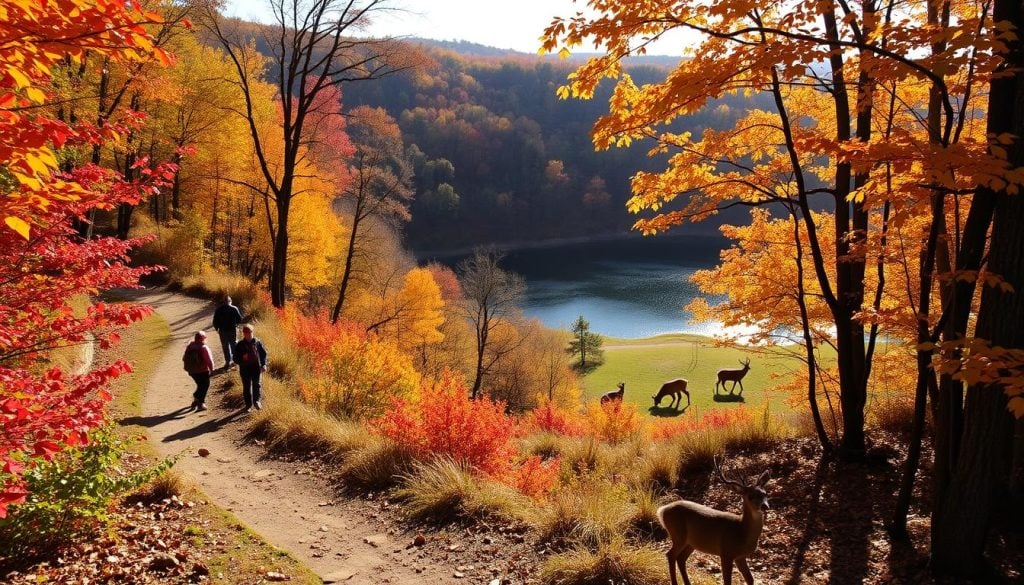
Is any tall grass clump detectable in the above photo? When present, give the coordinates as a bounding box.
[178,271,273,323]
[539,540,668,585]
[247,393,368,458]
[531,479,634,549]
[722,404,790,452]
[396,458,531,524]
[868,391,918,434]
[337,437,415,490]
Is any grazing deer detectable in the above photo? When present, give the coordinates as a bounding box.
[653,378,690,409]
[657,458,771,585]
[715,358,751,396]
[600,382,625,404]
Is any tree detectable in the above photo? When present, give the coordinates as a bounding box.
[202,0,413,307]
[928,0,1024,574]
[457,248,525,400]
[0,0,169,516]
[331,106,414,323]
[541,0,997,459]
[568,315,604,371]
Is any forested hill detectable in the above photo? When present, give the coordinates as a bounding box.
[337,40,772,251]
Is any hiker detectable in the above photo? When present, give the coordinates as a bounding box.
[182,330,215,411]
[234,324,268,412]
[212,295,243,369]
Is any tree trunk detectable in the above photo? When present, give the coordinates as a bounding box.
[270,198,290,308]
[931,1,1023,566]
[331,214,362,323]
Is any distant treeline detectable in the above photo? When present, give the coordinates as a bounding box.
[336,41,773,251]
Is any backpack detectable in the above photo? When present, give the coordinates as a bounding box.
[182,345,206,373]
[236,339,260,367]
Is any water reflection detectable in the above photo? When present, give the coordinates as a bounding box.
[428,234,727,339]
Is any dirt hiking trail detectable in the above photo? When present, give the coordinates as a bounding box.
[125,288,465,585]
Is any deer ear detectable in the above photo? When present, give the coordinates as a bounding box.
[755,470,771,487]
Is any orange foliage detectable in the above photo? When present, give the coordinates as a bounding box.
[651,407,755,441]
[508,455,561,500]
[279,307,419,419]
[583,400,645,443]
[523,399,587,437]
[374,371,516,476]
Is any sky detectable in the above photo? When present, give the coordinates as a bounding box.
[221,0,688,56]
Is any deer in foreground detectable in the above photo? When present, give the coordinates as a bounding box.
[715,358,751,396]
[653,378,690,409]
[657,457,770,585]
[600,382,625,404]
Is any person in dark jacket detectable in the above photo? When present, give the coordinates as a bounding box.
[234,324,268,412]
[212,295,243,369]
[182,330,215,411]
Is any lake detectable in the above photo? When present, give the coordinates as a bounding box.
[429,234,727,339]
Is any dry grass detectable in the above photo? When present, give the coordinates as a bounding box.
[247,392,368,458]
[531,478,635,550]
[126,469,190,505]
[635,441,681,492]
[175,271,272,322]
[868,392,918,435]
[539,540,671,585]
[396,458,532,524]
[338,437,415,490]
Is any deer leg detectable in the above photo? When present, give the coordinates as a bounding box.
[675,545,694,585]
[683,390,690,408]
[721,557,734,585]
[666,543,688,585]
[737,380,744,395]
[736,557,755,584]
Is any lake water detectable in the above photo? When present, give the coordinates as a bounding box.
[430,235,727,339]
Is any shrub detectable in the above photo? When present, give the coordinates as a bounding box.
[0,426,173,559]
[281,308,420,420]
[651,406,755,441]
[509,455,561,500]
[539,540,666,585]
[523,400,587,437]
[584,400,646,444]
[374,372,516,476]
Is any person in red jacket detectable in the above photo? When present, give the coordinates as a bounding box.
[182,330,215,411]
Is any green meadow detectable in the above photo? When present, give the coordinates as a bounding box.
[581,334,808,416]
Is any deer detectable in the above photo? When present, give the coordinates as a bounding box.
[657,457,771,585]
[653,378,690,409]
[599,382,625,404]
[715,358,751,396]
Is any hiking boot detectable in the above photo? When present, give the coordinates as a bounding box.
[254,402,263,411]
[197,403,208,411]
[245,406,253,413]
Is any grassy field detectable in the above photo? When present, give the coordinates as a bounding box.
[582,334,808,416]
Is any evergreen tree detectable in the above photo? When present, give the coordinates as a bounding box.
[568,315,604,370]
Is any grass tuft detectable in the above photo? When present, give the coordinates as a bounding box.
[539,539,669,585]
[126,469,190,505]
[868,393,917,435]
[247,393,368,458]
[531,478,634,550]
[338,437,415,490]
[396,458,531,524]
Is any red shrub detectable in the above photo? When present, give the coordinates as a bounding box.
[509,455,561,500]
[374,372,516,476]
[651,406,755,440]
[523,399,587,437]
